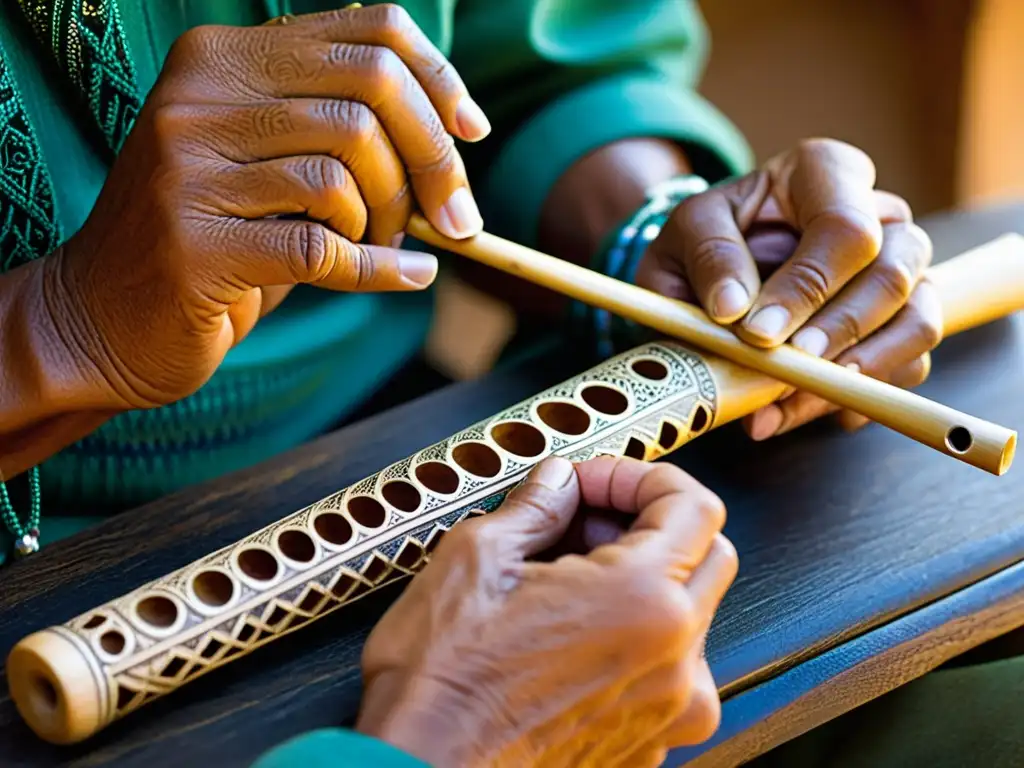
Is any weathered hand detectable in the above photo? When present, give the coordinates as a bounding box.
[43,4,489,411]
[635,138,943,439]
[357,456,738,768]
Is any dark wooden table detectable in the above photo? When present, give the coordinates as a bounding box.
[2,204,1024,768]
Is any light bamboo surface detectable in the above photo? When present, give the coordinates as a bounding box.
[7,235,1024,747]
[407,214,1023,476]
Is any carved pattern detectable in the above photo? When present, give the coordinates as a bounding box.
[53,342,719,728]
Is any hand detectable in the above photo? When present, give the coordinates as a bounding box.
[635,139,943,439]
[356,456,738,768]
[42,4,490,411]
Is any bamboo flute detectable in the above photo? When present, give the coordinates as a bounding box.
[407,214,1022,476]
[7,235,1024,746]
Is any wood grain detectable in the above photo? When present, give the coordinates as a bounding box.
[0,206,1023,767]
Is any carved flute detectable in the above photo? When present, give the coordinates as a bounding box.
[407,215,1023,475]
[7,236,1024,746]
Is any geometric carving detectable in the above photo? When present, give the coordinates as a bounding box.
[22,341,720,734]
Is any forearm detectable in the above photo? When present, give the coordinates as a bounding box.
[458,138,691,314]
[0,257,114,479]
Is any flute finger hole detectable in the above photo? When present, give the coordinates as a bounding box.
[945,425,973,454]
[624,437,647,460]
[658,422,679,450]
[349,495,387,528]
[192,570,235,608]
[238,548,280,582]
[690,403,711,433]
[490,421,546,458]
[382,480,421,513]
[99,629,126,656]
[452,441,501,478]
[631,358,669,381]
[314,512,354,545]
[581,384,628,416]
[278,529,317,563]
[537,401,591,435]
[136,595,179,629]
[82,614,106,630]
[415,461,461,495]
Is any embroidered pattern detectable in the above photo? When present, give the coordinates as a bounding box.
[16,0,141,154]
[0,54,60,271]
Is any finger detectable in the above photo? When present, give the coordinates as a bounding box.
[787,222,932,360]
[201,156,369,241]
[161,100,410,246]
[739,142,897,346]
[641,176,769,323]
[834,353,932,432]
[748,280,940,440]
[685,534,739,619]
[838,279,943,374]
[281,3,491,141]
[589,465,726,575]
[213,218,437,293]
[573,455,656,513]
[469,457,583,557]
[244,41,480,238]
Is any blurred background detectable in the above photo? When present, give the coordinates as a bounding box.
[424,0,1024,381]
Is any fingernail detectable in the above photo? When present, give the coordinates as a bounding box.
[710,279,750,321]
[397,252,438,288]
[531,457,574,489]
[390,232,405,249]
[744,305,790,341]
[455,97,492,142]
[791,327,829,357]
[748,405,783,441]
[438,187,483,239]
[846,362,861,373]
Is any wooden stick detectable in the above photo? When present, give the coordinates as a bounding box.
[407,214,1022,476]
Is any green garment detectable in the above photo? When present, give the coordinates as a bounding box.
[251,729,429,768]
[0,0,751,558]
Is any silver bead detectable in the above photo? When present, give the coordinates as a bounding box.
[15,534,39,557]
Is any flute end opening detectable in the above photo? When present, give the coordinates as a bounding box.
[998,432,1017,476]
[7,630,105,745]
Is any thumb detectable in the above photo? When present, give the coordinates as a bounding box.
[225,219,438,292]
[482,457,580,558]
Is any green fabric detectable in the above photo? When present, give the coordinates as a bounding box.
[0,0,749,530]
[749,654,1024,768]
[251,729,430,768]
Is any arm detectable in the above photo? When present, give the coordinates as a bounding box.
[0,257,115,480]
[449,0,753,310]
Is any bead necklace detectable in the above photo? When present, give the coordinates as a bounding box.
[0,468,42,558]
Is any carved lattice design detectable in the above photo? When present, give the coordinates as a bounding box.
[39,342,719,728]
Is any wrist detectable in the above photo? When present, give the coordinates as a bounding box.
[357,673,519,768]
[0,254,119,477]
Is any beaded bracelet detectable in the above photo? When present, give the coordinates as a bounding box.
[570,174,710,359]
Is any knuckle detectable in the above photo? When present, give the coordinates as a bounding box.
[829,306,866,345]
[871,254,915,305]
[784,258,833,308]
[625,573,698,649]
[337,101,379,146]
[903,222,934,268]
[693,492,728,532]
[364,46,406,94]
[289,223,334,282]
[912,308,943,350]
[914,352,933,384]
[376,3,414,44]
[712,534,740,576]
[686,236,746,281]
[814,208,882,260]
